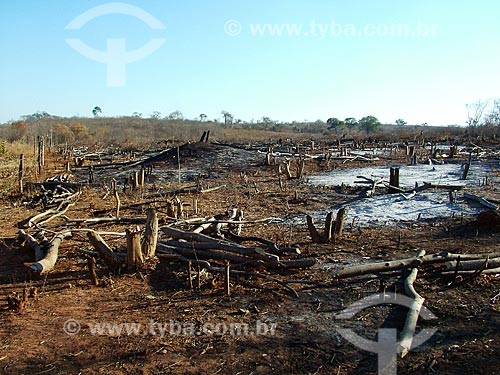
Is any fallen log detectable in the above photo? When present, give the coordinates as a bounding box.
[61,216,147,226]
[162,237,279,263]
[441,267,500,275]
[158,243,258,266]
[463,192,499,211]
[24,181,84,190]
[160,227,279,262]
[159,242,313,269]
[445,257,500,271]
[355,176,384,196]
[399,250,426,358]
[331,251,500,280]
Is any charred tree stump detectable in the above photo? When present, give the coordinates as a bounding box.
[87,256,99,286]
[306,215,322,243]
[323,212,334,242]
[126,227,144,268]
[37,136,44,175]
[389,167,400,194]
[449,145,457,158]
[461,153,472,180]
[88,165,95,184]
[334,208,346,239]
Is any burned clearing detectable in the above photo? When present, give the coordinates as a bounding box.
[1,135,499,375]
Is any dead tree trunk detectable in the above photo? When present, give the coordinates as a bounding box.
[142,208,158,258]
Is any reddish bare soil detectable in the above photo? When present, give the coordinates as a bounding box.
[0,143,499,375]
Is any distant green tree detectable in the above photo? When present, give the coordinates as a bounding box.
[199,113,207,122]
[92,106,102,117]
[395,118,407,126]
[151,111,161,119]
[344,117,358,129]
[358,116,381,134]
[327,117,344,129]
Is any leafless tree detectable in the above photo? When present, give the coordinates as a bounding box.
[466,100,490,127]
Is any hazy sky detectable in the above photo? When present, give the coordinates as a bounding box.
[1,0,499,125]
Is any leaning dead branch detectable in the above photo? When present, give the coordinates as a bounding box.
[87,231,125,272]
[26,195,79,228]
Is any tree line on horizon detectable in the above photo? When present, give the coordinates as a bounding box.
[2,99,499,146]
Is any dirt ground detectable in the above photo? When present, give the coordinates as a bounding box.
[0,142,499,375]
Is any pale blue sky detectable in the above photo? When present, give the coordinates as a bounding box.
[1,0,499,125]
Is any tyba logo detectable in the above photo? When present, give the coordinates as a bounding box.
[65,2,166,87]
